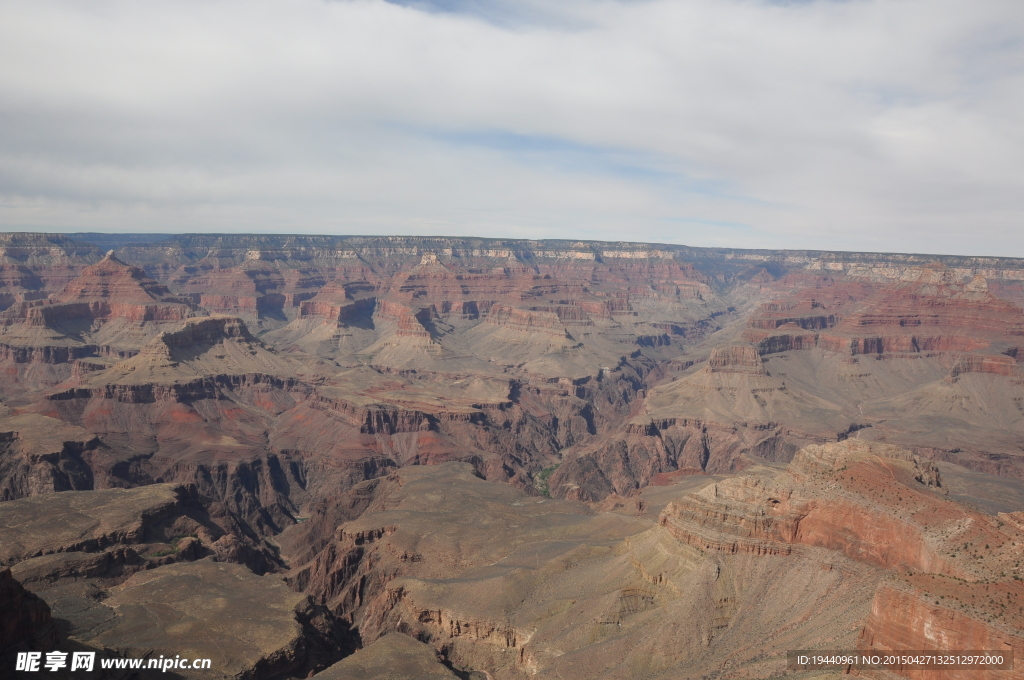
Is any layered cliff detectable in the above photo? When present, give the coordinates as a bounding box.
[654,440,1024,680]
[744,266,1024,358]
[284,461,890,679]
[857,582,1024,680]
[0,414,98,500]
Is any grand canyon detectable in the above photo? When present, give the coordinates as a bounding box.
[2,231,1024,679]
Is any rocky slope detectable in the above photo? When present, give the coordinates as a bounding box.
[89,560,350,680]
[0,568,59,670]
[0,483,343,678]
[312,633,459,680]
[284,441,1024,679]
[659,440,1024,678]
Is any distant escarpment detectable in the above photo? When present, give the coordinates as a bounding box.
[743,268,1024,358]
[2,251,195,326]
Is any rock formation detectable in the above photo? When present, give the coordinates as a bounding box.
[1,234,1024,679]
[0,568,59,667]
[287,448,1010,679]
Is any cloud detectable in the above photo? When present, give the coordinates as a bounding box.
[0,0,1022,255]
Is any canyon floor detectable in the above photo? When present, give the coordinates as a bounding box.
[1,233,1024,679]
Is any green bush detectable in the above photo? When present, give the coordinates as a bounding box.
[534,464,561,498]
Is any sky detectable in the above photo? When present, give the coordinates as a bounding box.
[1,0,1023,256]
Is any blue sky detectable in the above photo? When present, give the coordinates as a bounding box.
[1,0,1022,256]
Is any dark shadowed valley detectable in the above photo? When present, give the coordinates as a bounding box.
[2,232,1024,679]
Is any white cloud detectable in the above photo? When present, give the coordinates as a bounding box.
[0,0,1022,255]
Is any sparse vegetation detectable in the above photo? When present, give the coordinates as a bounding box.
[534,464,561,498]
[147,534,199,558]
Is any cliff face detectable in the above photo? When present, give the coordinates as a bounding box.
[53,252,186,303]
[743,267,1024,359]
[650,440,1024,680]
[703,344,765,373]
[5,233,1020,502]
[0,251,199,399]
[858,584,1024,680]
[548,343,843,500]
[484,304,573,338]
[553,266,1024,500]
[947,353,1022,381]
[1,251,196,327]
[0,568,59,661]
[658,440,1021,579]
[4,234,1023,525]
[0,414,97,501]
[0,483,284,575]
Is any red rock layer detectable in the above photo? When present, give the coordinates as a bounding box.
[658,442,1014,578]
[484,304,570,337]
[375,300,432,338]
[298,282,375,325]
[654,441,1024,680]
[171,262,328,319]
[948,354,1023,381]
[858,584,1024,680]
[1,252,194,326]
[53,253,177,304]
[744,269,1024,358]
[658,476,961,574]
[704,344,766,374]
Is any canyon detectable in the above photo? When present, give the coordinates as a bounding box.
[1,232,1023,679]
